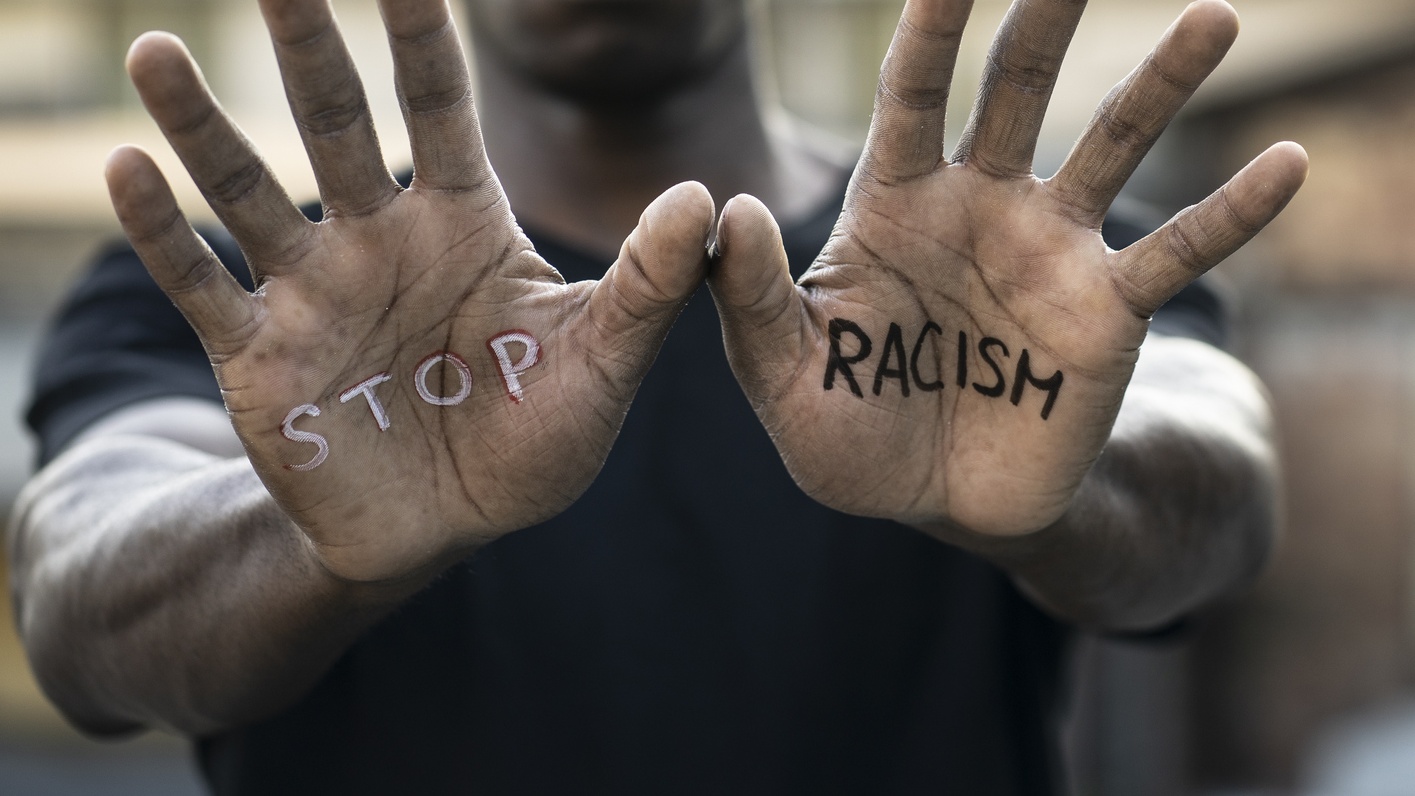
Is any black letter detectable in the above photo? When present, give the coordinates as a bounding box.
[972,337,1009,398]
[956,331,968,388]
[872,322,910,396]
[1010,349,1064,420]
[911,322,945,392]
[824,318,872,398]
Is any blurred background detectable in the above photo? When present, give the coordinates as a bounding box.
[2,0,1415,793]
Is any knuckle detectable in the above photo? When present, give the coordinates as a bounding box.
[1096,106,1155,153]
[876,74,949,112]
[297,90,370,139]
[1165,217,1209,273]
[988,53,1056,96]
[403,85,472,118]
[207,160,267,207]
[164,251,216,294]
[1218,185,1261,236]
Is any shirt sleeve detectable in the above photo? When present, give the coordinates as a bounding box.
[1096,209,1226,642]
[25,228,253,467]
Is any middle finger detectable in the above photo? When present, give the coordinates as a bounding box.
[260,0,400,217]
[953,0,1088,178]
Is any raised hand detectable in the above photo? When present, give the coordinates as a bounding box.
[711,0,1305,537]
[106,0,713,584]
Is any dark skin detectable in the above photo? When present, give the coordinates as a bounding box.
[468,0,844,257]
[465,0,747,106]
[710,0,1300,537]
[9,0,1301,736]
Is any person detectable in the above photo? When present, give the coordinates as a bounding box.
[9,0,1306,792]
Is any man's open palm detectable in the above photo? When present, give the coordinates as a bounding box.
[712,0,1306,536]
[106,0,713,583]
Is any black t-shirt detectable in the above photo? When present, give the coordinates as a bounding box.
[27,183,1223,795]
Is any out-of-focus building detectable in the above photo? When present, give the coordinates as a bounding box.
[4,0,1415,794]
[1180,35,1415,796]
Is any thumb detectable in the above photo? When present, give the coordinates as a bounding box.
[708,193,810,398]
[583,181,714,378]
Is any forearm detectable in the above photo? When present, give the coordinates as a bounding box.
[923,336,1278,631]
[8,435,415,736]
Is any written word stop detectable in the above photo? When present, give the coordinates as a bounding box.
[280,329,543,471]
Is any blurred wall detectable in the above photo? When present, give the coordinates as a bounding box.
[1181,52,1415,793]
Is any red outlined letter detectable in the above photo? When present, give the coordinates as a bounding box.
[281,404,329,472]
[414,351,473,407]
[487,330,542,404]
[340,372,393,430]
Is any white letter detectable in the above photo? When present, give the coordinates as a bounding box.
[340,372,393,430]
[282,404,329,472]
[487,330,542,404]
[414,351,473,407]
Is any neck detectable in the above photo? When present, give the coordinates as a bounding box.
[473,41,843,260]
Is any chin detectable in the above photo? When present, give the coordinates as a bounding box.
[533,46,721,107]
[469,0,746,107]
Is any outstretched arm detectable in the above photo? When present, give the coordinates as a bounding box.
[12,429,389,735]
[710,0,1301,629]
[9,0,713,735]
[927,335,1278,630]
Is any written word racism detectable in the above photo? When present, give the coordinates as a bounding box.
[823,318,1062,420]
